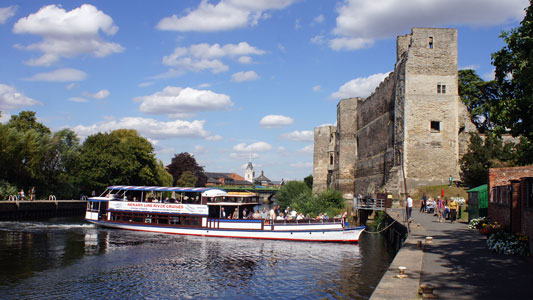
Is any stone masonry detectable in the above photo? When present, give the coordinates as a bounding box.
[313,28,477,198]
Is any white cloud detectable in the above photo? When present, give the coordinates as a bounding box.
[330,0,527,51]
[13,4,123,66]
[68,97,88,103]
[289,162,312,168]
[259,114,294,128]
[71,117,216,141]
[139,81,154,88]
[459,64,480,70]
[0,83,41,111]
[65,83,77,90]
[312,85,321,92]
[162,42,264,74]
[232,70,259,82]
[206,135,223,141]
[194,145,208,154]
[0,6,17,24]
[278,43,286,53]
[231,152,259,160]
[313,14,325,24]
[330,72,390,99]
[135,86,233,118]
[233,141,272,152]
[280,130,313,142]
[25,68,88,82]
[197,83,211,88]
[310,35,326,45]
[0,112,10,123]
[298,145,313,153]
[156,0,297,32]
[84,89,110,99]
[237,56,252,64]
[482,69,496,81]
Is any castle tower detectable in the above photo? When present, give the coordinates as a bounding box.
[245,160,255,183]
[400,28,461,188]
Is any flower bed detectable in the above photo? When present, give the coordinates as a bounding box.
[487,231,529,256]
[469,217,529,256]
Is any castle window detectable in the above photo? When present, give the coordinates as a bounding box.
[330,155,333,165]
[430,121,440,132]
[428,37,433,49]
[437,84,446,94]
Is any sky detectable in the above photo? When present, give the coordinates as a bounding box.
[0,0,529,182]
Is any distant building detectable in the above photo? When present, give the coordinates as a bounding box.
[254,170,272,186]
[245,161,255,183]
[205,172,253,187]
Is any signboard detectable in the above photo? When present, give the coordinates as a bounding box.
[108,201,208,215]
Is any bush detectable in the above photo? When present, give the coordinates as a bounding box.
[0,180,18,200]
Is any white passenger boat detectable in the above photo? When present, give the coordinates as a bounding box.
[85,185,365,243]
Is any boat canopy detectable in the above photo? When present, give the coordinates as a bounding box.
[202,189,229,197]
[106,185,220,193]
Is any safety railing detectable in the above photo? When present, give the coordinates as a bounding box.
[354,198,386,211]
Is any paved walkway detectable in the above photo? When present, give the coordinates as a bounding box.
[371,209,533,299]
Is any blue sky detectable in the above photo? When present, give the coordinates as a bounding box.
[0,0,528,181]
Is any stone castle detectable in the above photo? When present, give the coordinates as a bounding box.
[313,28,476,199]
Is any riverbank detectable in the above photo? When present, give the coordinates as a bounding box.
[371,209,533,299]
[0,200,86,220]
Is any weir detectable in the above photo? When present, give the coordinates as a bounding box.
[0,200,87,220]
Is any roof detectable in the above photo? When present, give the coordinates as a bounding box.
[467,184,487,193]
[107,185,216,193]
[233,180,253,185]
[204,172,233,179]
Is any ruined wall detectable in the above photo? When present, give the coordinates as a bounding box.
[336,98,358,198]
[403,28,462,188]
[313,27,477,197]
[353,74,396,195]
[313,125,336,194]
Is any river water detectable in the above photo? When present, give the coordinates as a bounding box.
[0,218,395,299]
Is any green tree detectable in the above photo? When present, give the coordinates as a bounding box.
[6,111,51,135]
[460,133,515,187]
[77,129,171,192]
[458,69,502,133]
[492,1,533,163]
[176,171,198,187]
[304,175,313,189]
[166,152,207,187]
[276,181,310,209]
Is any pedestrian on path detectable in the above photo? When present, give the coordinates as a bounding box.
[449,197,458,223]
[436,196,444,222]
[419,193,427,213]
[406,193,413,221]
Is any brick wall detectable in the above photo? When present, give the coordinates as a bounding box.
[488,166,533,231]
[520,177,533,252]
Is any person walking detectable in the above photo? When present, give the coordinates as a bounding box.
[406,193,413,221]
[30,187,36,201]
[436,196,444,222]
[449,198,458,223]
[419,193,427,213]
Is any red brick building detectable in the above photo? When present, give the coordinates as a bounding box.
[488,166,533,251]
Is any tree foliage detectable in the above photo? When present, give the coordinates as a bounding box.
[491,1,533,162]
[176,171,198,187]
[304,175,313,189]
[460,133,516,187]
[166,152,207,187]
[276,181,345,216]
[458,69,502,133]
[77,129,171,193]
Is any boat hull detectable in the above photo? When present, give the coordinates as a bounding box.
[87,220,364,243]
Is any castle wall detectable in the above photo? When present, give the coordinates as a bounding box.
[336,99,358,198]
[353,74,396,195]
[313,27,477,197]
[313,125,336,194]
[403,28,461,187]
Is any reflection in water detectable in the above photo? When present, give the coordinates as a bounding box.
[0,218,394,299]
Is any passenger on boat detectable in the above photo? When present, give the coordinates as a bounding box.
[276,213,284,221]
[324,213,329,220]
[221,207,226,218]
[243,208,249,219]
[269,208,276,220]
[252,210,261,219]
[132,197,137,202]
[291,208,297,219]
[232,209,239,219]
[260,208,267,219]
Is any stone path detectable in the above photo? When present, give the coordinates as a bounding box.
[371,209,533,300]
